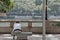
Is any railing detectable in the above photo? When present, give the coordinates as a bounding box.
[0,20,60,34]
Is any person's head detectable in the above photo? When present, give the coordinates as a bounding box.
[16,21,20,23]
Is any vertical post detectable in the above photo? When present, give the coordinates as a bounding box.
[10,21,14,28]
[42,0,47,40]
[28,21,32,32]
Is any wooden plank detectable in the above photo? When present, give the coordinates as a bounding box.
[0,20,43,22]
[0,20,60,34]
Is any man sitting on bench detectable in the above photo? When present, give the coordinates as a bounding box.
[13,21,22,32]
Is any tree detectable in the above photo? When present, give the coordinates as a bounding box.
[0,0,14,13]
[47,0,60,16]
[12,0,60,16]
[14,0,42,13]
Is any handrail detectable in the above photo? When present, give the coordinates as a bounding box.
[0,20,60,34]
[0,20,43,22]
[0,20,60,22]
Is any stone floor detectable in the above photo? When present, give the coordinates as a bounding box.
[0,34,13,40]
[0,34,60,40]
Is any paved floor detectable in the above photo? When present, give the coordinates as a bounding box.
[0,34,60,40]
[0,34,13,40]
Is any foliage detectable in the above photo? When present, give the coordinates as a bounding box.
[47,0,60,16]
[14,0,43,13]
[14,0,60,15]
[0,0,14,13]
